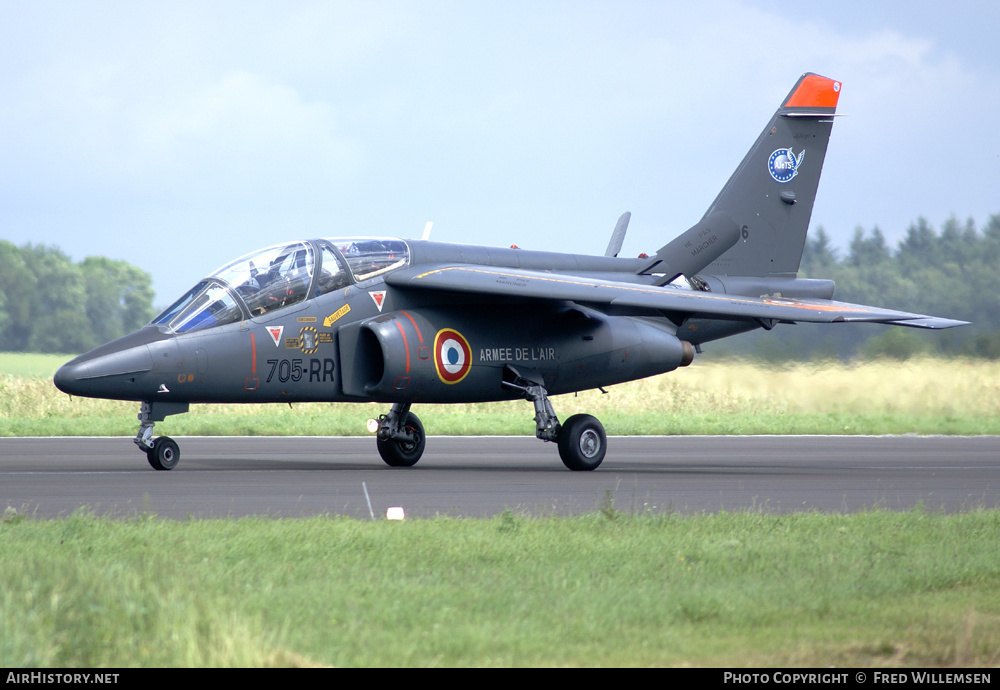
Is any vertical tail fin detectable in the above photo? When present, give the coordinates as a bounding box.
[695,73,841,277]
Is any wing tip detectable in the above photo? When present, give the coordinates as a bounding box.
[885,317,971,330]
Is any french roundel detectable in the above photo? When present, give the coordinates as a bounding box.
[434,328,472,384]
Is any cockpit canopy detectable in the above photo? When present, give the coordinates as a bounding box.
[151,238,409,334]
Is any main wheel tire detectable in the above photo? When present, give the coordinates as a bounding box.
[558,414,606,471]
[147,436,180,471]
[377,412,426,467]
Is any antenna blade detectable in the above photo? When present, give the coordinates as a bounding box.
[604,212,630,257]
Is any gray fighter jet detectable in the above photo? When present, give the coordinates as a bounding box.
[54,73,967,471]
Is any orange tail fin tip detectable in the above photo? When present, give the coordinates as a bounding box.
[784,74,841,108]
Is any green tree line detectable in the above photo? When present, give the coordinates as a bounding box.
[2,214,997,358]
[724,214,1000,361]
[0,241,154,354]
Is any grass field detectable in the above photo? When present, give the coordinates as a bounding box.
[3,353,999,668]
[0,352,71,378]
[2,508,998,667]
[4,352,999,437]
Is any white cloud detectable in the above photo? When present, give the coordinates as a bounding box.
[3,64,361,208]
[135,71,361,196]
[2,0,998,302]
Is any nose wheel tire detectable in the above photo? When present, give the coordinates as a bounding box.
[558,414,606,471]
[147,436,180,471]
[377,412,425,467]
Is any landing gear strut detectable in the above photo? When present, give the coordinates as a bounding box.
[134,401,188,471]
[503,368,607,471]
[374,402,426,467]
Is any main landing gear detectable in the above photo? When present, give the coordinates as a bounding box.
[371,375,606,470]
[134,401,188,471]
[556,413,607,471]
[372,402,426,467]
[503,369,607,471]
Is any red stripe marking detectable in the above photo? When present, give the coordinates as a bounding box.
[400,310,424,343]
[394,320,411,373]
[250,332,257,374]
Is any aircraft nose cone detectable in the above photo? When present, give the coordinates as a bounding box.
[53,344,154,399]
[53,360,88,396]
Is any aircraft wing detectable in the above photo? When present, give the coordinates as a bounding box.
[385,265,969,329]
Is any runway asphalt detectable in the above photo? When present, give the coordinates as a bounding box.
[1,435,998,519]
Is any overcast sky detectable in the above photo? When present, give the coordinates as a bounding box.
[3,0,999,305]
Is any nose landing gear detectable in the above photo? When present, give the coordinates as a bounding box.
[372,402,426,467]
[147,436,180,470]
[134,401,189,470]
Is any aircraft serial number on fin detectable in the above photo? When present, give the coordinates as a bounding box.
[479,347,557,362]
[265,358,335,383]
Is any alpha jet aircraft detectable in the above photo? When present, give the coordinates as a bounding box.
[54,73,967,472]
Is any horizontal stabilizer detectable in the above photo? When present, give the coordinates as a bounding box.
[640,210,740,284]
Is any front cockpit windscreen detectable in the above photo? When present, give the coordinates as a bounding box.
[150,238,409,334]
[150,280,244,334]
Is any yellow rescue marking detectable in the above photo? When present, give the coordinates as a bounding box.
[324,303,352,327]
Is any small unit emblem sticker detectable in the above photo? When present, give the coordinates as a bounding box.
[266,326,284,347]
[768,147,805,184]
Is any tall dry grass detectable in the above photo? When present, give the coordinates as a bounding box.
[3,356,999,435]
